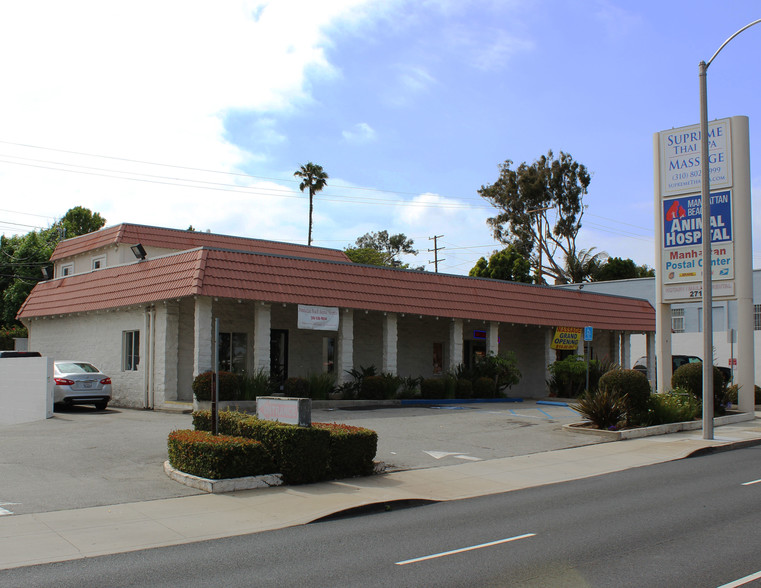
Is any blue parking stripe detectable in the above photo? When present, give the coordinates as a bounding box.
[536,408,553,419]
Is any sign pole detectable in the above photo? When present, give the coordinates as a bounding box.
[698,60,714,440]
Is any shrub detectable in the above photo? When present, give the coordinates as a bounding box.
[473,376,497,398]
[0,325,27,351]
[236,416,330,484]
[167,429,276,479]
[725,384,761,406]
[473,352,522,390]
[313,422,378,479]
[192,409,249,435]
[671,362,726,413]
[420,378,445,399]
[455,378,473,399]
[283,377,310,398]
[361,375,386,400]
[598,368,651,425]
[192,371,242,401]
[306,372,336,400]
[239,369,274,400]
[397,376,422,399]
[571,387,627,430]
[548,355,598,397]
[646,389,700,425]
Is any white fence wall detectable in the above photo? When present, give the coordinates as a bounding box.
[0,357,54,425]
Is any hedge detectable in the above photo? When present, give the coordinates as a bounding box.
[313,422,378,479]
[167,429,276,480]
[598,369,651,424]
[192,410,379,484]
[192,371,242,401]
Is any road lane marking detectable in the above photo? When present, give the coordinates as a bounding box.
[0,503,18,516]
[717,569,761,587]
[741,479,761,486]
[395,533,536,565]
[455,455,482,461]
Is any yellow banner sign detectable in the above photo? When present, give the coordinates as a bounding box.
[551,326,582,350]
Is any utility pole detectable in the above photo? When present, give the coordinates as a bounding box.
[428,235,445,273]
[527,206,551,284]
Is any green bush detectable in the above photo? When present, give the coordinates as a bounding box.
[167,429,276,479]
[420,378,445,399]
[473,352,522,390]
[548,355,599,397]
[725,384,761,406]
[235,416,330,484]
[192,409,249,435]
[397,376,422,399]
[0,325,27,351]
[239,369,274,400]
[646,390,700,425]
[473,376,497,398]
[598,368,651,425]
[455,378,473,399]
[361,375,387,400]
[283,377,310,398]
[192,371,243,401]
[313,422,378,479]
[571,387,627,430]
[306,372,336,400]
[672,362,727,413]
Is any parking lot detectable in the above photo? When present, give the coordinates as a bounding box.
[0,400,601,516]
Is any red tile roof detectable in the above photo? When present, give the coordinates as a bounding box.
[49,223,350,263]
[20,247,655,331]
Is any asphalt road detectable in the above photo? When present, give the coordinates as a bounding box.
[4,446,761,587]
[0,400,596,515]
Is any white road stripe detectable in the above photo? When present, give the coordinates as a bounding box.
[717,569,761,587]
[395,533,536,565]
[0,507,14,516]
[741,479,761,486]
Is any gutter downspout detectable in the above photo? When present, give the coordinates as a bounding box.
[143,308,151,409]
[149,306,156,409]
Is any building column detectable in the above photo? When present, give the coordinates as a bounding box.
[544,328,554,384]
[646,330,657,389]
[154,301,179,403]
[382,313,398,375]
[193,296,213,377]
[336,309,354,383]
[448,319,463,372]
[253,303,271,374]
[619,332,631,369]
[486,322,499,355]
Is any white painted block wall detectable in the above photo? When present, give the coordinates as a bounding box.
[0,356,53,425]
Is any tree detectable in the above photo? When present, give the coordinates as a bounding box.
[565,247,608,283]
[52,206,106,239]
[344,230,420,269]
[469,245,532,283]
[478,150,591,284]
[0,207,105,328]
[294,162,328,246]
[594,257,655,282]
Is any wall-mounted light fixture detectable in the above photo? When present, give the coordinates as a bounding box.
[131,243,147,260]
[41,266,53,280]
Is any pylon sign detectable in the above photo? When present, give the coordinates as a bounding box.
[655,116,750,304]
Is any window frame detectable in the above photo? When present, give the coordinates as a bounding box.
[671,308,685,333]
[122,330,140,371]
[91,255,106,270]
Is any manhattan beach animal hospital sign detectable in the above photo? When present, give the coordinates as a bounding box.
[655,116,751,303]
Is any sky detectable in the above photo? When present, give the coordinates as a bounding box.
[1,0,760,276]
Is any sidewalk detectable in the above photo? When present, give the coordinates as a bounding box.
[2,416,761,570]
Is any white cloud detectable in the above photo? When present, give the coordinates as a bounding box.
[342,122,377,144]
[0,0,376,237]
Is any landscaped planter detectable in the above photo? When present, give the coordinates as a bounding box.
[192,399,258,413]
[563,411,755,440]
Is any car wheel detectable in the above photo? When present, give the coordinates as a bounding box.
[94,401,108,411]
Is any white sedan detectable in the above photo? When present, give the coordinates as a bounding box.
[53,361,112,411]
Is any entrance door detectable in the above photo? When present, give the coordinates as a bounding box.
[464,340,487,370]
[270,329,289,387]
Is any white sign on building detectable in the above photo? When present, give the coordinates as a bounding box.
[297,305,339,331]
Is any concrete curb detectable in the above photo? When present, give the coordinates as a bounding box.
[163,461,283,493]
[563,411,755,440]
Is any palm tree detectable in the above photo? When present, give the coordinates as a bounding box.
[565,247,608,283]
[294,162,329,246]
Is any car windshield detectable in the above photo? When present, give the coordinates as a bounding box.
[56,362,99,374]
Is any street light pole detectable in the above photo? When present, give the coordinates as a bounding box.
[698,18,761,440]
